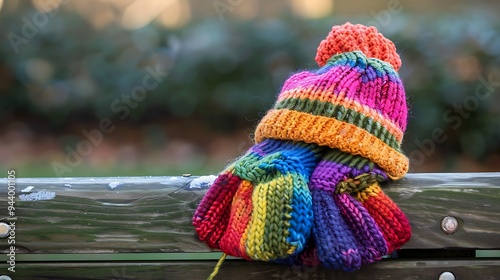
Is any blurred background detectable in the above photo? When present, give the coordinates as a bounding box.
[0,0,499,177]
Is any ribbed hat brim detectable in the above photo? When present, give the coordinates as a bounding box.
[254,109,409,179]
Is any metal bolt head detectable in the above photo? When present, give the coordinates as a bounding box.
[0,222,10,239]
[441,216,459,235]
[439,271,455,280]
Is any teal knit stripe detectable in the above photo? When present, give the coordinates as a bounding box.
[275,98,402,152]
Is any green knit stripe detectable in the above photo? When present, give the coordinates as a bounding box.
[275,98,401,151]
[324,149,375,169]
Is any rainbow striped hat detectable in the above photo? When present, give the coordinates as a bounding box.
[255,23,408,179]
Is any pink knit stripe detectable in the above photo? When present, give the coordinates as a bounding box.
[280,68,406,130]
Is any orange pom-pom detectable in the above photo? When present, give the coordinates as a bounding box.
[315,23,401,71]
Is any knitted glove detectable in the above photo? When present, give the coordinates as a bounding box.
[309,151,410,270]
[193,138,324,260]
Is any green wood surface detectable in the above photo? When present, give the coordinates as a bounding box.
[0,173,498,279]
[0,259,499,280]
[1,173,499,254]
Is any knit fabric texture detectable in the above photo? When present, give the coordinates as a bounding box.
[193,139,323,261]
[307,149,411,270]
[193,22,412,275]
[315,23,402,71]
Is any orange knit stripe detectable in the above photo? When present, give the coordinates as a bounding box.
[277,88,404,142]
[254,109,408,179]
[236,180,253,259]
[219,180,253,260]
[355,182,381,203]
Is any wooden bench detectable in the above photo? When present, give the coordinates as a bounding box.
[0,173,499,279]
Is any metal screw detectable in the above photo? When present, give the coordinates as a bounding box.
[0,222,10,239]
[441,216,459,235]
[439,271,455,280]
[0,275,12,280]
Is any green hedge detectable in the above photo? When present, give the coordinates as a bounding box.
[1,5,499,161]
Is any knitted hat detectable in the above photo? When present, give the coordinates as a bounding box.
[254,23,408,180]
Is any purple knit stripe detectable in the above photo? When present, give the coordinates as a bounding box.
[249,139,317,159]
[249,139,295,157]
[309,155,389,267]
[249,139,279,157]
[310,160,387,193]
[281,66,402,95]
[311,188,362,271]
[335,193,388,264]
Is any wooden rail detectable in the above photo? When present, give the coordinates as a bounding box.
[0,173,499,279]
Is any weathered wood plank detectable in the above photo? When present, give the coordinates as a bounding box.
[0,259,499,280]
[0,173,499,254]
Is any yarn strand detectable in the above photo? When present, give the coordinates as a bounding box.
[207,253,227,280]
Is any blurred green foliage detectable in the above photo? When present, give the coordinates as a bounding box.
[1,4,499,165]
